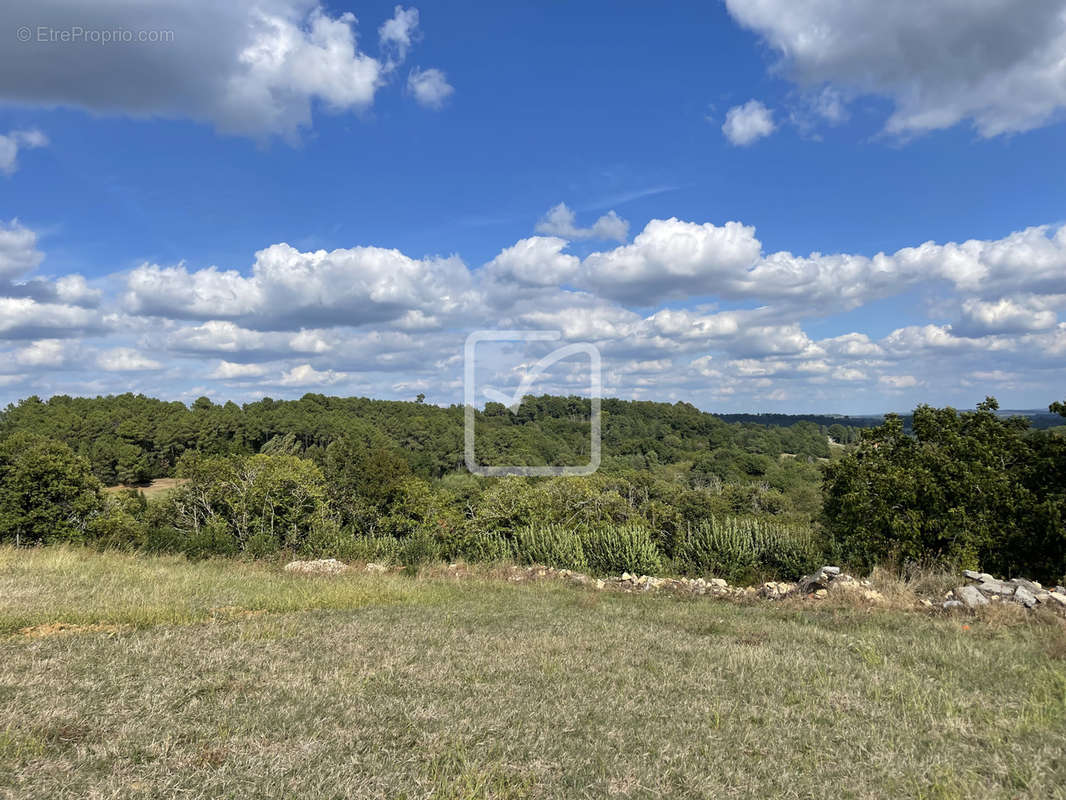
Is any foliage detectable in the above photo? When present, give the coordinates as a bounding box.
[0,433,102,545]
[513,524,588,571]
[822,398,1066,582]
[677,516,820,584]
[581,525,663,576]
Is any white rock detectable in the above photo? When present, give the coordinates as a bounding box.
[284,558,348,576]
[1013,586,1038,608]
[1044,592,1066,607]
[955,585,989,609]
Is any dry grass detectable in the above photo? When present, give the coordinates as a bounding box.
[102,477,187,498]
[2,547,1065,799]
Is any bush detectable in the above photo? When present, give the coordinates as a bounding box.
[453,530,514,563]
[400,528,441,574]
[513,524,587,571]
[581,525,663,575]
[678,516,819,584]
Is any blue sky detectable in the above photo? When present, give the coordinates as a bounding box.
[2,0,1065,413]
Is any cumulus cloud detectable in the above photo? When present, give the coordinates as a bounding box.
[5,212,1066,410]
[209,360,269,379]
[124,242,478,329]
[14,339,74,368]
[578,218,762,304]
[0,130,48,175]
[379,6,420,66]
[724,0,1066,137]
[407,67,454,109]
[485,236,580,287]
[97,348,162,371]
[0,219,44,280]
[278,363,346,386]
[956,297,1058,336]
[1,1,445,140]
[535,203,629,242]
[721,100,776,145]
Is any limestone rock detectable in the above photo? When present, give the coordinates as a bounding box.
[1045,591,1066,607]
[1013,586,1038,608]
[955,585,989,609]
[284,558,348,576]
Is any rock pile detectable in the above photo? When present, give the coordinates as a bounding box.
[942,571,1066,611]
[282,558,349,576]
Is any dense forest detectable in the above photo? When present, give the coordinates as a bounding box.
[1,393,1064,583]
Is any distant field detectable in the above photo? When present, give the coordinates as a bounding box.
[102,477,187,498]
[2,547,1065,799]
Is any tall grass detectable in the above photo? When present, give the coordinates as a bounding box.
[677,517,821,584]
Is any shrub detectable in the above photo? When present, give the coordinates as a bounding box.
[400,528,441,575]
[454,530,513,563]
[678,516,819,584]
[581,525,663,575]
[513,524,587,571]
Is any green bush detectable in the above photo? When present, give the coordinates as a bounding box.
[454,530,513,563]
[581,525,663,575]
[513,524,587,571]
[400,529,442,575]
[678,516,819,584]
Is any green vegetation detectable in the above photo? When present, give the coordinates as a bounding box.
[2,547,1065,799]
[824,398,1066,582]
[1,393,1064,584]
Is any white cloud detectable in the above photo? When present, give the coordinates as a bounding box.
[956,297,1058,336]
[579,218,762,303]
[879,375,919,390]
[15,339,72,368]
[724,0,1066,137]
[97,348,162,371]
[209,360,269,379]
[124,242,478,328]
[379,6,420,66]
[0,2,446,140]
[0,297,101,339]
[485,236,579,287]
[721,100,776,145]
[535,203,630,243]
[407,67,454,109]
[0,219,44,280]
[0,129,48,175]
[278,363,346,386]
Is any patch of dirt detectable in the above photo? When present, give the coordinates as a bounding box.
[104,478,188,498]
[20,622,131,638]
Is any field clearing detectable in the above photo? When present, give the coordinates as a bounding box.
[2,548,1066,799]
[102,477,188,499]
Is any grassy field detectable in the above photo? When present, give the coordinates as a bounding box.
[2,548,1065,799]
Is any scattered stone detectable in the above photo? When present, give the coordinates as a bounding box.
[595,579,605,590]
[798,566,840,593]
[1013,586,1038,608]
[708,578,728,589]
[954,585,989,609]
[1045,592,1066,608]
[365,562,387,573]
[813,589,828,599]
[962,569,983,581]
[942,600,964,610]
[283,558,348,576]
[977,579,1014,597]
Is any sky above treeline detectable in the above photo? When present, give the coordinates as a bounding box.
[2,0,1065,414]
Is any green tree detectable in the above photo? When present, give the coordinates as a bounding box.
[0,434,103,545]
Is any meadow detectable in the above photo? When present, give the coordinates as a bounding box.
[3,547,1065,799]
